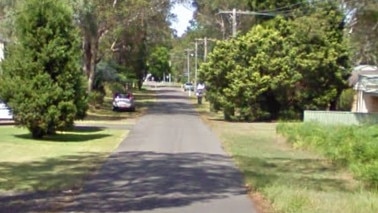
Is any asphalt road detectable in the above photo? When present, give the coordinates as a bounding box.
[64,86,257,213]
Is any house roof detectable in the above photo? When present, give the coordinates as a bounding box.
[349,65,378,86]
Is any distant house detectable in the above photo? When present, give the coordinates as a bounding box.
[349,65,378,113]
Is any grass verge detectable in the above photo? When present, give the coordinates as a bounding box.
[0,125,127,193]
[195,101,378,213]
[0,88,156,194]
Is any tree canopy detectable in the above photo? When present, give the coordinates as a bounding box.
[0,0,373,125]
[0,0,87,138]
[199,2,350,121]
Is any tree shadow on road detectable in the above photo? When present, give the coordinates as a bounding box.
[0,151,247,212]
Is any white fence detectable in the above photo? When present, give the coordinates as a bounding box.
[304,110,378,125]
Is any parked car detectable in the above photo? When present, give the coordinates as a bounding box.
[112,93,135,112]
[0,100,13,120]
[183,82,194,91]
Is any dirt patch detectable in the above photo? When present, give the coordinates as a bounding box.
[248,189,275,213]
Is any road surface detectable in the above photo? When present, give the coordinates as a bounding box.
[64,86,257,212]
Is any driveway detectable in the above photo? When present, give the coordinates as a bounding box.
[0,86,258,213]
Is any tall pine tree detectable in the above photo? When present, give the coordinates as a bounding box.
[0,0,87,138]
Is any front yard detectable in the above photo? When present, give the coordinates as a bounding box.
[195,101,378,213]
[0,88,156,194]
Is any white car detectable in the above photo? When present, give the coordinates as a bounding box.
[112,93,135,112]
[183,82,194,91]
[0,100,13,120]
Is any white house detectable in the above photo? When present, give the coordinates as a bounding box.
[0,100,12,120]
[0,37,12,120]
[349,65,378,113]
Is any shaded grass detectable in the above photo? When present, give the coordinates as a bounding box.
[0,124,127,193]
[195,101,378,213]
[0,87,157,198]
[84,88,156,122]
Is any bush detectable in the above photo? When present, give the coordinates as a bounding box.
[0,0,87,138]
[88,91,105,108]
[352,161,378,189]
[337,89,355,111]
[278,122,378,188]
[107,82,127,95]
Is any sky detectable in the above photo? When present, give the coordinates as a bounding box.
[170,4,194,37]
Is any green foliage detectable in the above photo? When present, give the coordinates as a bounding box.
[277,122,378,189]
[147,46,171,81]
[88,91,105,108]
[93,61,136,93]
[215,120,378,213]
[345,1,378,64]
[0,125,127,193]
[337,88,355,111]
[0,0,87,138]
[199,2,350,121]
[107,82,126,94]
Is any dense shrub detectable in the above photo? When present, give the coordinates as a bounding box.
[277,122,378,188]
[88,91,105,108]
[0,0,87,138]
[337,89,355,111]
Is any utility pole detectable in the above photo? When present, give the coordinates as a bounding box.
[192,37,218,87]
[196,37,217,62]
[194,40,198,88]
[218,8,276,37]
[232,8,237,37]
[204,37,208,61]
[184,48,193,96]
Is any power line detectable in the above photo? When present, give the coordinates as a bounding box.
[218,9,279,37]
[217,0,336,37]
[250,0,325,14]
[259,2,306,13]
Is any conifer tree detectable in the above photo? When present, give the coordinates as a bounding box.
[0,0,87,138]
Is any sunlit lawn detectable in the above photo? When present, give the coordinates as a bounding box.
[0,88,156,194]
[0,125,127,193]
[195,100,378,213]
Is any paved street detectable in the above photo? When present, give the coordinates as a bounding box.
[65,86,257,212]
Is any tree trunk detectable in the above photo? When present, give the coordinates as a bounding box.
[31,126,45,139]
[83,36,98,93]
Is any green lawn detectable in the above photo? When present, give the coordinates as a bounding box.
[196,101,378,213]
[0,125,127,193]
[213,122,378,213]
[0,88,156,194]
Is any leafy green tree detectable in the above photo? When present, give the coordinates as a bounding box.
[288,3,350,111]
[108,0,174,88]
[0,0,87,138]
[0,0,21,39]
[199,2,350,121]
[147,46,171,81]
[190,0,305,39]
[72,0,175,91]
[192,0,254,39]
[339,0,378,65]
[72,0,118,92]
[200,24,300,120]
